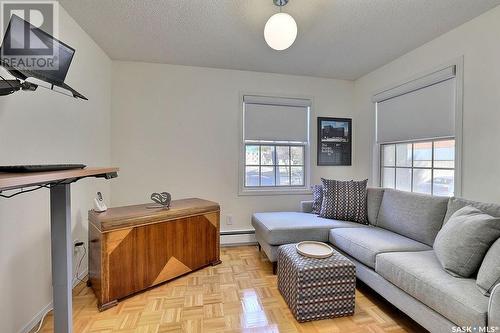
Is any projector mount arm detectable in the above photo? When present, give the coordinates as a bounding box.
[0,76,38,96]
[0,64,38,96]
[0,63,87,100]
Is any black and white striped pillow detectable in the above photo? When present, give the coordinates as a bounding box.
[311,184,323,215]
[319,178,368,224]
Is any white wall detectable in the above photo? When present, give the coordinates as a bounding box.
[354,5,500,204]
[0,7,112,333]
[111,62,363,231]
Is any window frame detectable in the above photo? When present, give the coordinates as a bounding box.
[379,137,456,196]
[239,94,311,196]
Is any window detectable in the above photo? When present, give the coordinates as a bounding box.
[381,139,455,196]
[374,64,460,196]
[241,95,310,194]
[245,145,305,187]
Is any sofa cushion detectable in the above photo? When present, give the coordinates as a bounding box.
[367,187,385,225]
[252,212,367,246]
[444,197,500,224]
[477,238,500,296]
[376,251,489,327]
[434,206,500,277]
[329,227,431,268]
[311,184,323,214]
[320,178,368,224]
[377,189,448,246]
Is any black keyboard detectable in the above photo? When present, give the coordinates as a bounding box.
[0,164,86,173]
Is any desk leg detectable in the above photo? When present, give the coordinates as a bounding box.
[50,184,73,333]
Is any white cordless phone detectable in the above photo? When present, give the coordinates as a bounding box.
[93,192,107,212]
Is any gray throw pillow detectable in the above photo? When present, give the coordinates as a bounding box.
[477,238,500,296]
[319,178,368,224]
[434,206,500,278]
[311,184,323,215]
[443,197,500,224]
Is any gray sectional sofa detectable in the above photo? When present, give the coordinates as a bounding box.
[252,188,500,333]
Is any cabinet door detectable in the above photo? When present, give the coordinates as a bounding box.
[106,212,219,300]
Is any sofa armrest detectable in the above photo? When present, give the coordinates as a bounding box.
[300,201,314,213]
[489,283,500,327]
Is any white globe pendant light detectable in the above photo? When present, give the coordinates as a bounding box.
[264,0,297,51]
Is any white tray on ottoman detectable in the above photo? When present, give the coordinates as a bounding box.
[295,241,334,259]
[277,243,356,322]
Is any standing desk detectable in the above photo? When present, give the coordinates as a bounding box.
[0,167,119,333]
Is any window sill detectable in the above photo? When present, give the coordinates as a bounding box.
[238,188,312,196]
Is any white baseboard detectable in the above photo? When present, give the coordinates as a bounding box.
[220,233,257,246]
[18,269,88,333]
[18,301,53,333]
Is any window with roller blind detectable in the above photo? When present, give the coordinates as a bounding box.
[240,95,311,194]
[373,65,459,196]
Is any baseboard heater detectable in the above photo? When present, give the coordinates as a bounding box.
[220,229,257,246]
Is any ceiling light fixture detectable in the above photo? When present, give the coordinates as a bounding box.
[264,0,297,51]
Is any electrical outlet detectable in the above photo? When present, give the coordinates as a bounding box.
[225,215,233,225]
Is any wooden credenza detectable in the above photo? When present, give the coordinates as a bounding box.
[88,198,221,310]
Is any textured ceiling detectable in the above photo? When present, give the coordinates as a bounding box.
[59,0,500,80]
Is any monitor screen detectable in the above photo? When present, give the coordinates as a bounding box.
[0,14,75,84]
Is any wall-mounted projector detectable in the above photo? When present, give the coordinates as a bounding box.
[0,15,87,100]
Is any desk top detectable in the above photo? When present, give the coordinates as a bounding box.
[0,167,119,191]
[89,198,220,232]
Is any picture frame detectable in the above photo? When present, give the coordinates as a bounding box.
[317,117,352,166]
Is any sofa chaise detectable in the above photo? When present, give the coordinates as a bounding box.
[252,188,500,333]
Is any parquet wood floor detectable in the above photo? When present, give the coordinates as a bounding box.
[35,246,425,332]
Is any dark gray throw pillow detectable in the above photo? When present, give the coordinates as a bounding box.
[311,184,323,215]
[319,178,368,224]
[433,206,500,278]
[477,238,500,296]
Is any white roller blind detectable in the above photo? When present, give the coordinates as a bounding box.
[376,76,456,143]
[244,95,310,142]
[373,66,455,103]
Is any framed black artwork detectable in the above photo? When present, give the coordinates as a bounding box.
[317,117,352,166]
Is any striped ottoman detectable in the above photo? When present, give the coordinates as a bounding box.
[277,243,356,322]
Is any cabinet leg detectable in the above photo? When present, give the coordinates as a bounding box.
[272,262,277,275]
[98,300,118,312]
[258,243,261,252]
[211,260,222,266]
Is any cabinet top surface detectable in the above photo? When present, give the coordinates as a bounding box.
[89,198,220,232]
[0,167,119,191]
